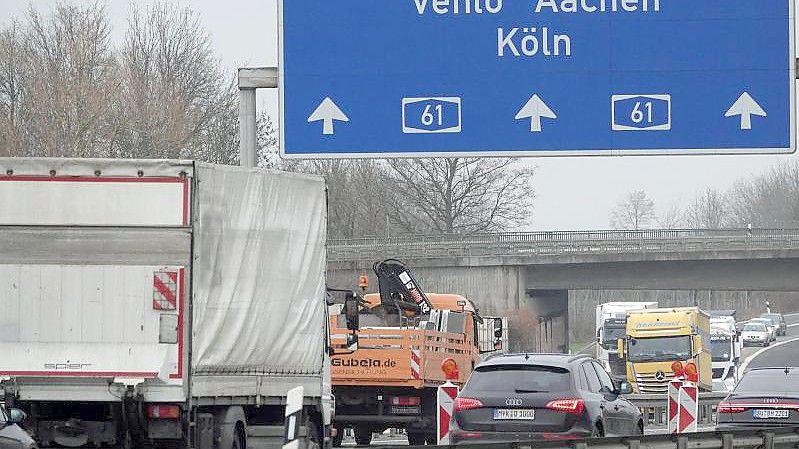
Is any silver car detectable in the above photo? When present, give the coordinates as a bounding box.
[741,322,770,347]
[0,404,36,449]
[750,318,777,342]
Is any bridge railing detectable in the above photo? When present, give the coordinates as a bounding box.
[328,228,799,261]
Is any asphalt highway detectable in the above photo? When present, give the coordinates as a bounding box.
[742,312,799,371]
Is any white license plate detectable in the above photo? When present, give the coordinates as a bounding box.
[494,409,535,420]
[753,409,790,419]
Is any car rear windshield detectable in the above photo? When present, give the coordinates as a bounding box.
[736,371,799,393]
[465,364,572,393]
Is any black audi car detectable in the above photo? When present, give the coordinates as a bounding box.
[449,353,643,444]
[717,367,799,430]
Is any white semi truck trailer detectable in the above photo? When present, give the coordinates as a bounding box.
[595,302,657,379]
[0,159,340,449]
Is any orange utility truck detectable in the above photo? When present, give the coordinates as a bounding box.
[329,260,504,446]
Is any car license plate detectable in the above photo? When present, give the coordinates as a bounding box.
[753,409,790,419]
[494,409,535,420]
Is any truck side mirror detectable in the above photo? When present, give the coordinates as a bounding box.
[693,335,703,357]
[8,408,26,424]
[346,333,359,352]
[343,292,360,331]
[493,319,503,338]
[617,339,625,358]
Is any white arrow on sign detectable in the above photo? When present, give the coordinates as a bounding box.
[724,92,767,130]
[308,97,349,135]
[515,94,557,132]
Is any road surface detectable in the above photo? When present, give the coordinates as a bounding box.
[742,312,799,371]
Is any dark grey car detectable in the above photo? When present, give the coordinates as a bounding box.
[761,313,787,337]
[449,354,643,444]
[717,367,799,430]
[0,404,36,449]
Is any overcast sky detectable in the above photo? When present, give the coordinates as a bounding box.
[2,1,796,231]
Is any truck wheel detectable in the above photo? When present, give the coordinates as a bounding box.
[232,424,245,449]
[407,432,425,446]
[353,427,372,446]
[332,427,344,447]
[306,419,321,449]
[424,433,437,445]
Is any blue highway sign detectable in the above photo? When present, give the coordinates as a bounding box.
[278,0,795,158]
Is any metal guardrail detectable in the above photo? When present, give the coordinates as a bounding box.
[627,392,727,428]
[393,426,799,449]
[328,228,799,262]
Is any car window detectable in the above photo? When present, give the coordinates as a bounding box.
[591,361,616,392]
[464,364,572,393]
[0,404,7,424]
[743,323,766,331]
[581,363,602,393]
[736,370,799,393]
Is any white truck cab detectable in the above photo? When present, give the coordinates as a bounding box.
[710,326,741,392]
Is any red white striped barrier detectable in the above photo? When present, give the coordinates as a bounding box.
[678,384,698,433]
[437,382,459,445]
[153,270,178,310]
[410,348,421,379]
[668,380,682,434]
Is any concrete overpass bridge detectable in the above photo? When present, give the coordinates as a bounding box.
[327,228,799,353]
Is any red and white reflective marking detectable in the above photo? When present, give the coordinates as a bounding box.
[153,270,178,310]
[668,380,682,434]
[410,348,421,379]
[437,382,460,445]
[678,384,698,433]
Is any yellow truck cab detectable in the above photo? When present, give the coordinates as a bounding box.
[618,307,712,393]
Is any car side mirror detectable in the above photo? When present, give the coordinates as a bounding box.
[7,408,26,424]
[343,292,360,331]
[618,381,633,395]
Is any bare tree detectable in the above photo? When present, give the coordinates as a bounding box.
[384,158,536,234]
[726,162,799,228]
[506,308,539,352]
[111,2,235,161]
[684,188,729,229]
[0,3,117,157]
[0,21,24,155]
[658,204,685,229]
[610,190,656,230]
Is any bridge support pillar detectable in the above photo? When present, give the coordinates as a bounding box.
[526,289,569,354]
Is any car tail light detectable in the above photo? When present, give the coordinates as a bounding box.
[146,404,181,419]
[454,432,483,439]
[543,433,581,441]
[717,403,746,414]
[453,397,483,413]
[546,399,585,415]
[390,396,421,406]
